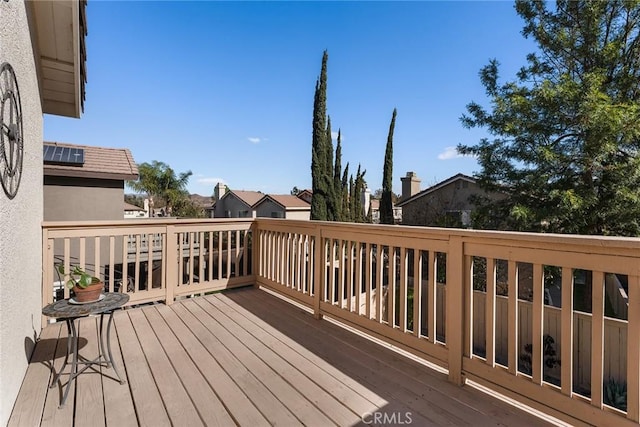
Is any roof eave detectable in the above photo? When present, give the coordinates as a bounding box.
[31,0,87,118]
[44,168,138,181]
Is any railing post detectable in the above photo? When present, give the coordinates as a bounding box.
[447,234,465,385]
[165,224,177,305]
[313,223,323,320]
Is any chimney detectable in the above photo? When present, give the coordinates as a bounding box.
[144,198,149,217]
[214,182,226,201]
[401,172,421,200]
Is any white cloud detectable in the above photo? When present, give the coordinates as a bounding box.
[331,131,339,141]
[437,146,466,160]
[248,137,261,144]
[196,177,227,186]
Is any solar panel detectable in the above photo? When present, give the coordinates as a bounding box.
[43,144,85,166]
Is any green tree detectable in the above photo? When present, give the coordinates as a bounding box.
[311,51,330,220]
[127,160,192,216]
[333,129,343,221]
[380,108,397,225]
[325,116,336,221]
[459,1,640,236]
[341,162,350,221]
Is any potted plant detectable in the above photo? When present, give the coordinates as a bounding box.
[56,264,104,303]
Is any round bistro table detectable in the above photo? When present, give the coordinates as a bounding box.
[42,292,129,407]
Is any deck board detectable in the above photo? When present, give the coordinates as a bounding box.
[10,287,556,426]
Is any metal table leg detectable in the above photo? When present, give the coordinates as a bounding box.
[50,311,126,408]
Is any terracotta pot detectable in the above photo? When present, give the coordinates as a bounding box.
[72,282,104,302]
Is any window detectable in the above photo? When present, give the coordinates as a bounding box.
[238,210,250,218]
[271,211,285,218]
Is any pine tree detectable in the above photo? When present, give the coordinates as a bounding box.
[310,51,329,220]
[459,1,640,236]
[380,108,397,225]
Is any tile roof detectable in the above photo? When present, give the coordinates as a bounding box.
[43,141,139,181]
[124,202,144,211]
[396,173,475,207]
[258,194,311,209]
[227,190,264,207]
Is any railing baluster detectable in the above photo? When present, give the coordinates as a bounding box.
[486,257,496,367]
[387,247,396,326]
[399,247,407,332]
[347,241,353,312]
[508,260,518,375]
[355,242,362,315]
[591,271,605,408]
[376,245,383,323]
[428,251,436,343]
[94,236,100,280]
[365,243,372,319]
[108,236,115,293]
[627,274,640,421]
[532,263,544,385]
[147,234,154,289]
[413,249,422,337]
[561,266,573,396]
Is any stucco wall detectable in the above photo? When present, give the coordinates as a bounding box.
[255,199,283,218]
[44,176,125,221]
[0,1,45,423]
[402,180,484,226]
[214,194,254,218]
[285,210,310,220]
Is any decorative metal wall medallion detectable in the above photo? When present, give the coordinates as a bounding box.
[0,62,24,199]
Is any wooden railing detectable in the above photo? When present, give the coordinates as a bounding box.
[42,218,640,426]
[42,219,254,308]
[253,218,640,427]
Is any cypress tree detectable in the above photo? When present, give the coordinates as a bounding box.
[310,51,329,220]
[333,129,343,221]
[354,164,366,223]
[325,116,335,221]
[349,175,356,222]
[341,162,350,222]
[380,108,396,225]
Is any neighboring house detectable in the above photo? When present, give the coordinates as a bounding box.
[397,173,499,227]
[0,1,87,423]
[296,189,313,204]
[124,202,147,218]
[254,194,311,220]
[213,189,263,218]
[43,142,139,221]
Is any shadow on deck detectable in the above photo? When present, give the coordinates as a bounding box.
[10,287,557,426]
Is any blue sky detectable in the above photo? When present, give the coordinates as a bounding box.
[44,1,536,197]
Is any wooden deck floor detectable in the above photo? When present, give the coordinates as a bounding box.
[9,287,557,426]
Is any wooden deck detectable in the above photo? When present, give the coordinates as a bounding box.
[10,287,557,426]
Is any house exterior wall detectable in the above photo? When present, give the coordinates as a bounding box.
[0,2,45,424]
[255,199,284,218]
[213,194,254,218]
[43,177,124,221]
[401,180,484,227]
[285,210,310,220]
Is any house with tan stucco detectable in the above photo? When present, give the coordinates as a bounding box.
[43,141,139,221]
[397,172,501,227]
[254,194,311,220]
